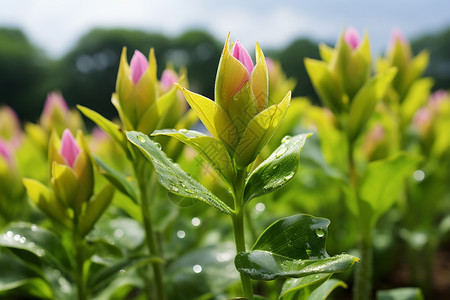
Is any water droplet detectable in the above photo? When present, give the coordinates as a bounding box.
[181,183,186,188]
[36,249,45,257]
[171,186,179,192]
[154,142,162,149]
[272,165,278,170]
[282,135,291,143]
[275,147,287,158]
[284,172,295,180]
[180,129,189,133]
[137,135,146,143]
[119,269,126,274]
[413,170,425,182]
[177,230,186,239]
[31,224,38,232]
[114,229,124,239]
[191,217,201,227]
[193,264,202,273]
[28,242,35,248]
[19,237,26,244]
[6,231,13,238]
[255,203,265,213]
[14,234,20,242]
[315,228,325,238]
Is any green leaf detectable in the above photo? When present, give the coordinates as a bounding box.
[348,67,397,141]
[77,105,128,154]
[88,255,162,294]
[22,178,71,228]
[79,184,115,237]
[235,214,358,280]
[377,287,424,300]
[126,131,233,215]
[400,77,433,128]
[281,276,347,300]
[360,152,420,226]
[0,223,72,275]
[234,91,291,168]
[304,58,344,114]
[0,251,52,298]
[152,129,235,186]
[235,251,357,281]
[94,157,138,202]
[280,274,331,299]
[244,134,310,204]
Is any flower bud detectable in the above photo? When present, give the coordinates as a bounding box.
[344,27,361,50]
[178,34,291,168]
[160,69,179,94]
[129,50,149,85]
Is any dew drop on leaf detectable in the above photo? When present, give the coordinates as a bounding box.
[137,135,146,143]
[281,135,291,143]
[275,147,287,158]
[315,228,325,238]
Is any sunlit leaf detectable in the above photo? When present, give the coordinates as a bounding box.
[152,129,235,186]
[127,131,233,215]
[244,133,310,204]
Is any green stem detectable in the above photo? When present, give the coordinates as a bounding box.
[348,140,372,300]
[136,163,166,300]
[73,226,86,300]
[231,169,253,300]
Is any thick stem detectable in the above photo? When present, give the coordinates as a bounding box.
[231,169,254,300]
[73,226,86,300]
[348,139,372,300]
[136,163,166,300]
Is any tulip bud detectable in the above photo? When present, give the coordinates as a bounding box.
[129,50,149,85]
[344,27,361,50]
[0,139,12,166]
[160,69,179,94]
[0,106,22,147]
[178,34,291,168]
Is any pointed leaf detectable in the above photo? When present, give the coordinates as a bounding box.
[400,77,433,128]
[77,105,128,152]
[137,85,178,134]
[304,58,344,113]
[94,156,138,202]
[244,134,310,204]
[79,184,115,237]
[152,129,235,186]
[22,178,70,227]
[127,131,233,214]
[51,162,79,209]
[348,68,397,141]
[234,91,291,168]
[176,85,238,150]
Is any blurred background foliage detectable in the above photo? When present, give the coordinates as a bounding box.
[2,26,449,123]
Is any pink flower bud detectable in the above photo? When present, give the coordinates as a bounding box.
[129,50,149,85]
[429,89,448,111]
[0,139,12,163]
[42,92,69,118]
[389,28,408,52]
[231,40,254,75]
[160,69,178,93]
[344,27,360,50]
[59,129,80,168]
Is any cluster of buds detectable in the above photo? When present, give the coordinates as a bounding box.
[177,34,291,168]
[377,29,430,101]
[114,48,188,135]
[23,129,114,237]
[412,90,450,156]
[305,27,396,142]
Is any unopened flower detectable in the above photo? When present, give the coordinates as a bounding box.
[177,34,291,168]
[344,27,361,50]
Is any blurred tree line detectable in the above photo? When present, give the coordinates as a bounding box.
[1,27,449,123]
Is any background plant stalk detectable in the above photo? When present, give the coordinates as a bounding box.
[135,161,166,300]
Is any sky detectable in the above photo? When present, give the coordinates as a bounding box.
[1,0,449,58]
